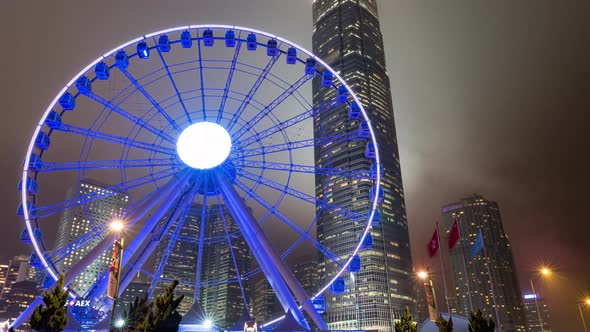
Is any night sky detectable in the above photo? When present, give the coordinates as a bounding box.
[1,1,589,330]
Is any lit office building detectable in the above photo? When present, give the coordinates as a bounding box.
[442,194,526,331]
[313,1,415,330]
[523,293,551,332]
[251,278,281,324]
[200,204,251,329]
[54,180,128,296]
[152,204,201,315]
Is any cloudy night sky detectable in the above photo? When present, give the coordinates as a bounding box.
[1,1,589,330]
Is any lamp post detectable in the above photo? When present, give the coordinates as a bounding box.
[529,266,551,332]
[418,269,438,322]
[579,298,590,332]
[108,219,125,327]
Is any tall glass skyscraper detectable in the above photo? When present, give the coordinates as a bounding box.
[442,194,527,331]
[312,1,415,330]
[152,204,201,315]
[55,180,128,296]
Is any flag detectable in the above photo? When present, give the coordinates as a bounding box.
[469,229,484,259]
[448,219,460,249]
[427,229,440,257]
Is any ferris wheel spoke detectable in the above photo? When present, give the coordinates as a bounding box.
[236,98,338,149]
[154,38,192,124]
[213,193,250,310]
[117,66,182,133]
[232,74,312,140]
[226,53,281,131]
[237,131,359,158]
[193,188,209,301]
[217,41,243,124]
[236,168,365,224]
[147,207,190,298]
[235,160,369,179]
[37,166,181,218]
[80,89,176,144]
[34,158,180,172]
[56,123,176,156]
[231,177,343,266]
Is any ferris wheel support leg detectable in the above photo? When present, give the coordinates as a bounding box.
[85,171,198,304]
[215,171,327,330]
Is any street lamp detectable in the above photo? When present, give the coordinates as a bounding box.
[580,298,590,332]
[109,219,125,328]
[529,266,552,332]
[417,270,428,280]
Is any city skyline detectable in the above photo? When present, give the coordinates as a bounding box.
[0,1,588,330]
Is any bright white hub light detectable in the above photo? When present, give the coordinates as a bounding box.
[176,122,232,169]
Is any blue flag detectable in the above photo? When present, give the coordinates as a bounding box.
[469,228,484,259]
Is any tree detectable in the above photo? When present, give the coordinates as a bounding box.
[30,273,68,332]
[122,294,149,329]
[468,310,495,332]
[138,280,184,332]
[394,307,418,332]
[435,314,453,332]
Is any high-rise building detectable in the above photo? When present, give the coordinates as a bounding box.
[251,278,281,324]
[54,180,128,296]
[312,1,415,330]
[199,204,251,328]
[0,263,7,300]
[0,280,38,329]
[291,258,319,296]
[117,273,149,314]
[1,255,38,301]
[442,194,527,331]
[522,293,551,332]
[152,204,201,315]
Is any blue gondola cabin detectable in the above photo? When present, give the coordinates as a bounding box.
[331,277,345,294]
[322,71,333,87]
[203,29,214,46]
[305,58,316,76]
[95,62,110,80]
[247,33,257,50]
[115,50,129,69]
[365,141,376,159]
[181,30,192,48]
[349,103,361,120]
[286,47,297,64]
[137,41,150,59]
[59,92,75,111]
[158,35,171,52]
[267,39,278,56]
[225,30,236,47]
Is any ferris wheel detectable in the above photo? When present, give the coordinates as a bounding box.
[16,25,382,329]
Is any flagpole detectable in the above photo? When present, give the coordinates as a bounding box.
[480,227,501,332]
[435,221,451,315]
[456,219,474,313]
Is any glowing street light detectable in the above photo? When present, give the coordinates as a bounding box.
[203,319,213,329]
[110,219,124,233]
[114,318,126,329]
[417,270,428,280]
[540,267,551,277]
[585,298,590,306]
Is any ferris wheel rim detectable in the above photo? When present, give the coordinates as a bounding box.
[19,23,382,312]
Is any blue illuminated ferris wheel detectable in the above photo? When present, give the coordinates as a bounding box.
[17,25,382,329]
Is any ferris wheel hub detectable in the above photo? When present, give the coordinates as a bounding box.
[176,121,232,169]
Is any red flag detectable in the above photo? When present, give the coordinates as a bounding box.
[449,219,460,249]
[427,229,440,257]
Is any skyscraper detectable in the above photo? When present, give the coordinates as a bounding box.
[0,263,7,300]
[0,255,38,301]
[152,204,201,315]
[442,194,526,331]
[291,258,319,296]
[251,278,281,324]
[199,204,251,328]
[312,1,415,330]
[55,180,128,296]
[523,293,551,332]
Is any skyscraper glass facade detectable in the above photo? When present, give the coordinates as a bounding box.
[55,180,128,296]
[312,1,415,330]
[442,194,527,331]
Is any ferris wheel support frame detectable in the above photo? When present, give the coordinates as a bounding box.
[215,170,327,330]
